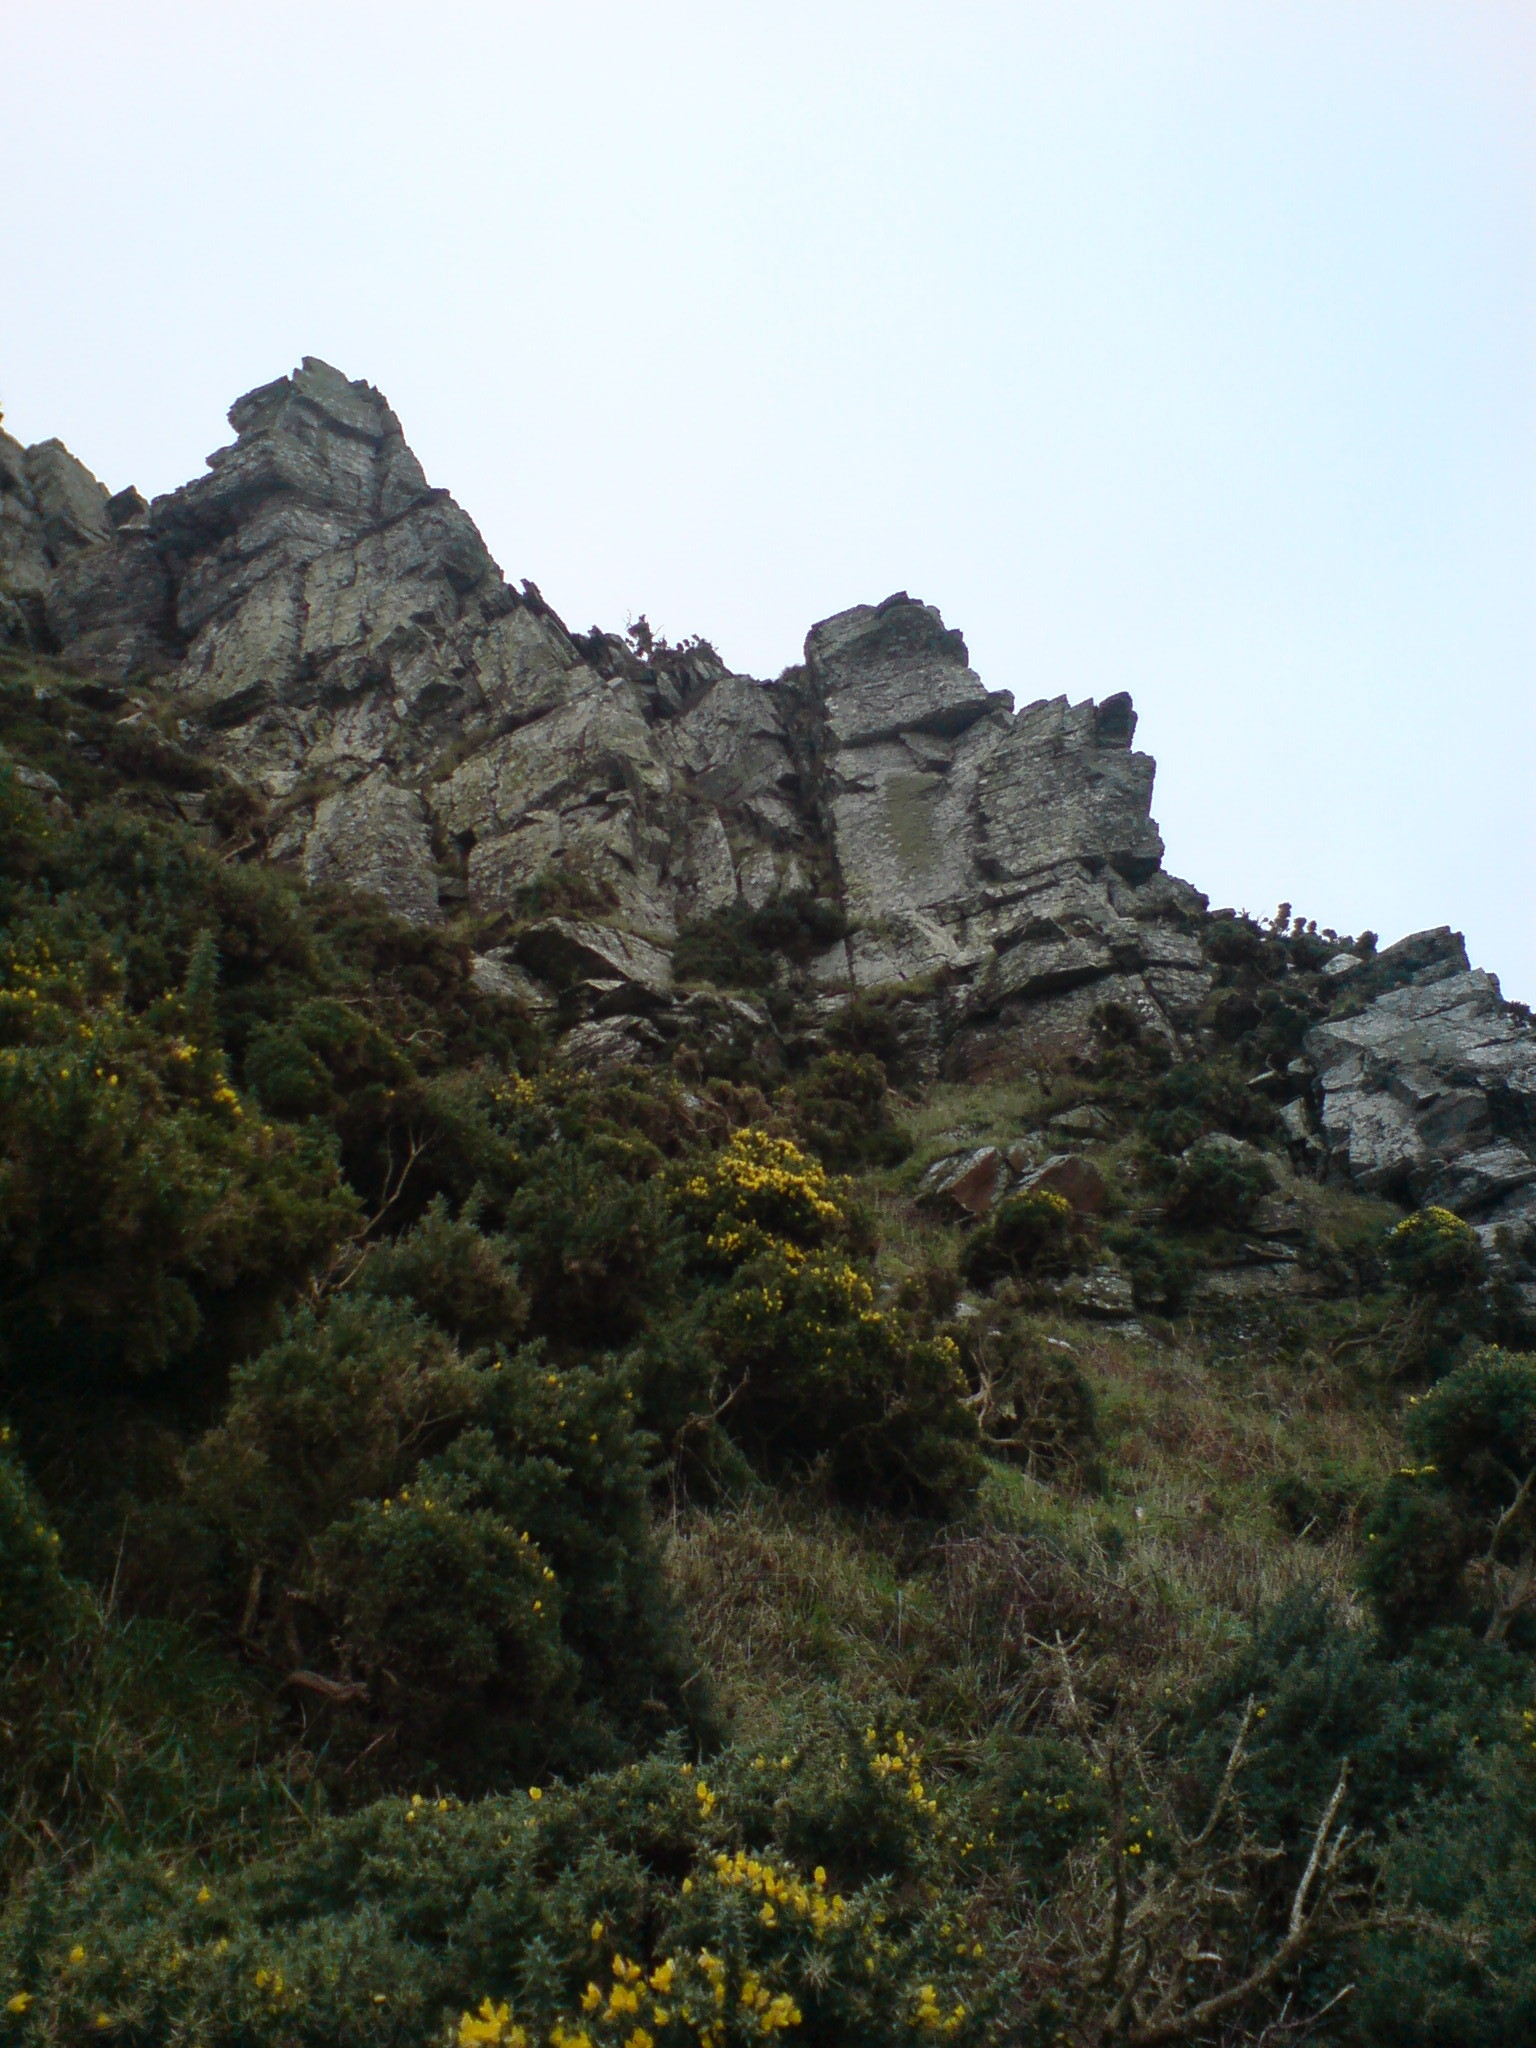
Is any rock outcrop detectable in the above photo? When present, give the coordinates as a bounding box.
[1303,928,1536,1267]
[8,355,1530,1288]
[0,424,114,647]
[6,358,1212,1068]
[9,354,1536,1328]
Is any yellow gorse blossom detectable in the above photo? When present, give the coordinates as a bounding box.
[457,1997,527,2046]
[711,1848,846,1938]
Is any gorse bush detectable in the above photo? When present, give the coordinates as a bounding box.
[671,1129,980,1513]
[1384,1206,1486,1298]
[673,895,848,992]
[174,1278,700,1787]
[0,1721,995,2048]
[960,1189,1079,1289]
[0,929,354,1383]
[1139,1055,1280,1155]
[788,1052,912,1172]
[1160,1137,1275,1231]
[1361,1347,1536,1641]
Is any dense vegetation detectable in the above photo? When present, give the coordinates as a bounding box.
[2,654,1535,2046]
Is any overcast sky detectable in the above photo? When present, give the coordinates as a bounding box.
[4,1,1532,996]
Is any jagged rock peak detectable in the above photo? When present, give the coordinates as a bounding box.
[1,359,1210,1065]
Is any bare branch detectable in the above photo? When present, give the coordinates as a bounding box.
[1290,1765,1350,1940]
[1183,1697,1254,1853]
[284,1669,369,1706]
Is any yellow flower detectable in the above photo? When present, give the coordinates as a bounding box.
[528,1786,543,1801]
[196,1886,211,1904]
[5,1993,33,2013]
[457,1997,525,2046]
[68,1947,86,1967]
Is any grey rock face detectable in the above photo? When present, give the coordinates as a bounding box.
[0,427,114,644]
[21,359,1210,1064]
[1304,929,1536,1237]
[803,592,1208,1054]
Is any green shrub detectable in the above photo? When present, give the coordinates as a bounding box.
[179,1295,701,1787]
[0,1428,81,1658]
[1178,1591,1536,2044]
[0,936,356,1385]
[1268,1462,1366,1538]
[1384,1206,1486,1298]
[953,1314,1100,1477]
[1100,1223,1198,1314]
[1140,1057,1280,1154]
[358,1198,528,1351]
[1361,1347,1536,1641]
[674,894,847,990]
[787,1052,912,1172]
[960,1190,1078,1289]
[700,1244,980,1515]
[0,1430,281,1869]
[508,1148,682,1353]
[668,1130,979,1512]
[0,1720,997,2048]
[1161,1139,1275,1231]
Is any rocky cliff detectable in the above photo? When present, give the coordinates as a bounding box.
[3,357,1533,1293]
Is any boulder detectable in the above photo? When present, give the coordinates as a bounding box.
[1049,1265,1137,1320]
[918,1147,1008,1218]
[1016,1153,1110,1215]
[469,951,558,1010]
[512,918,674,998]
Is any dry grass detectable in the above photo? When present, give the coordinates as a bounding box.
[665,1097,1401,1782]
[665,1302,1387,1764]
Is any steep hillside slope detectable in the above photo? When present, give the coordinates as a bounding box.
[1,366,1535,2046]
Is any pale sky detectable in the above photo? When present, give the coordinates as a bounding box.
[4,2,1532,997]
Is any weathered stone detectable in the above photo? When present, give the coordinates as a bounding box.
[44,535,176,682]
[1249,1195,1306,1238]
[1051,1265,1137,1319]
[559,1015,672,1071]
[918,1147,1007,1217]
[469,951,558,1010]
[512,918,674,997]
[18,360,1216,1081]
[303,770,441,923]
[1016,1153,1109,1215]
[1048,1104,1107,1137]
[0,426,113,613]
[1304,942,1536,1219]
